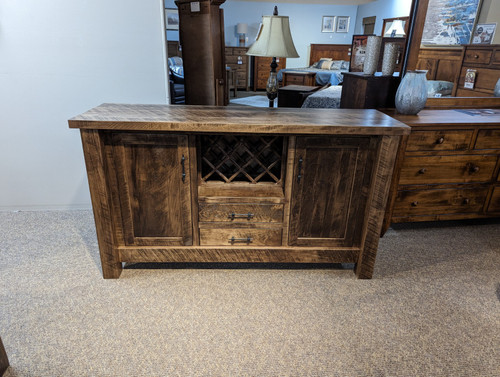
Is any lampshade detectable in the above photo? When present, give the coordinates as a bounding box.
[237,23,248,34]
[246,16,299,58]
[384,19,406,37]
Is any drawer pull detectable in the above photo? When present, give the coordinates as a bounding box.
[436,137,445,144]
[468,164,480,173]
[474,55,479,59]
[181,155,186,183]
[418,168,427,174]
[411,201,419,207]
[229,236,253,243]
[463,198,470,205]
[297,157,303,183]
[228,212,254,220]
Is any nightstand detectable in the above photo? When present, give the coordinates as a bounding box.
[282,71,316,86]
[278,85,320,108]
[340,72,400,109]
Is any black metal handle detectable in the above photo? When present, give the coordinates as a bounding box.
[297,157,303,183]
[229,236,253,243]
[436,137,445,144]
[228,212,254,220]
[181,155,186,183]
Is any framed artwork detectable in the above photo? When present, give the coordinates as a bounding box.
[322,16,336,33]
[421,0,482,45]
[336,16,350,33]
[472,23,497,44]
[165,8,179,30]
[349,34,371,72]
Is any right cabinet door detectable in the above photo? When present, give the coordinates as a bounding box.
[288,136,375,247]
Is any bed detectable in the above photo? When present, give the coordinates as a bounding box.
[301,86,343,108]
[278,44,351,86]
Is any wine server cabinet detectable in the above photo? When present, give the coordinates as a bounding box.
[69,104,409,279]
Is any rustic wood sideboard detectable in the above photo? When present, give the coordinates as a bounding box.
[69,104,409,279]
[383,109,500,234]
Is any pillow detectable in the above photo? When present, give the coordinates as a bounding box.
[427,80,453,97]
[340,60,350,70]
[315,58,332,69]
[329,60,343,70]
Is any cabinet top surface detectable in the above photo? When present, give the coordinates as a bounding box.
[69,103,410,135]
[392,109,500,126]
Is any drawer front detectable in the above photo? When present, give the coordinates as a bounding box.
[407,130,473,151]
[493,50,500,65]
[200,227,282,246]
[199,203,283,223]
[399,155,497,185]
[474,129,500,149]
[286,74,306,85]
[487,186,500,212]
[393,187,489,216]
[459,67,498,92]
[464,49,492,64]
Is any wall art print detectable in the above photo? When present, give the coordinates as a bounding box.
[421,0,482,45]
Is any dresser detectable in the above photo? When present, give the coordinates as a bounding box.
[456,44,500,97]
[383,110,500,233]
[253,56,286,91]
[69,104,409,279]
[225,46,249,90]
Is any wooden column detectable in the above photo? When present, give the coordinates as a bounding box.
[175,0,226,105]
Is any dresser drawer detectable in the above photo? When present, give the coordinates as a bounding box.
[399,155,497,185]
[407,130,473,151]
[200,227,282,246]
[474,129,500,149]
[393,187,488,216]
[464,49,492,64]
[199,203,283,223]
[487,186,500,212]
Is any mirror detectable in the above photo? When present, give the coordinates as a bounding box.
[406,0,500,99]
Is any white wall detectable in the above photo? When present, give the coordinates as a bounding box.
[0,0,169,210]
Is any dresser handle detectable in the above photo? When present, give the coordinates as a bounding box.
[469,164,480,173]
[297,157,303,183]
[418,168,427,174]
[228,212,254,220]
[474,54,479,59]
[181,155,186,183]
[463,198,470,205]
[411,201,418,207]
[229,236,253,243]
[436,137,445,144]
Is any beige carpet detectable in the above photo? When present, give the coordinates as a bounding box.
[0,210,499,376]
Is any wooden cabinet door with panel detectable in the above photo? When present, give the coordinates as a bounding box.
[106,133,192,246]
[288,136,374,247]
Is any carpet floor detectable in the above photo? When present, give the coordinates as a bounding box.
[230,95,276,108]
[0,210,499,376]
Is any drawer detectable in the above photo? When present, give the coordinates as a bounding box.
[399,155,497,185]
[199,227,282,246]
[474,129,500,149]
[464,49,492,64]
[487,186,500,212]
[199,203,283,223]
[493,50,500,65]
[393,187,488,216]
[286,75,306,85]
[406,130,473,151]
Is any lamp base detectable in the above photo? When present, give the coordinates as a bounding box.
[238,35,245,47]
[266,57,279,108]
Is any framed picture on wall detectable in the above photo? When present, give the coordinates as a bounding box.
[336,16,350,33]
[421,0,481,45]
[349,34,371,72]
[165,8,179,30]
[322,16,336,33]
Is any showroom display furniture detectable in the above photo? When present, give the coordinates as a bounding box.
[456,45,500,97]
[383,109,500,234]
[340,72,400,109]
[69,104,409,279]
[225,46,250,90]
[282,71,316,86]
[277,85,320,108]
[253,56,286,91]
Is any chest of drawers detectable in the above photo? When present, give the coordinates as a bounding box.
[383,110,500,233]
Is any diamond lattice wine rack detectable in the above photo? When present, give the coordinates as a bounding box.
[199,135,286,184]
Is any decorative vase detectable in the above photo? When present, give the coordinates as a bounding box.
[381,43,398,76]
[494,78,500,97]
[363,36,382,75]
[395,70,428,115]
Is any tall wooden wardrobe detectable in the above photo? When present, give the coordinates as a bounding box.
[175,0,226,105]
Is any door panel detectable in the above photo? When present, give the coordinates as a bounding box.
[108,133,192,246]
[288,137,375,247]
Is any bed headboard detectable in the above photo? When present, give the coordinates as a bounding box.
[309,44,351,66]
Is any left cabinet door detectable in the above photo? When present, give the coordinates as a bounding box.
[106,133,192,246]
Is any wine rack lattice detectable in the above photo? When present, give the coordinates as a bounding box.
[200,135,284,183]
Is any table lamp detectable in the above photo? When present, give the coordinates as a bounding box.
[237,23,248,47]
[247,6,299,107]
